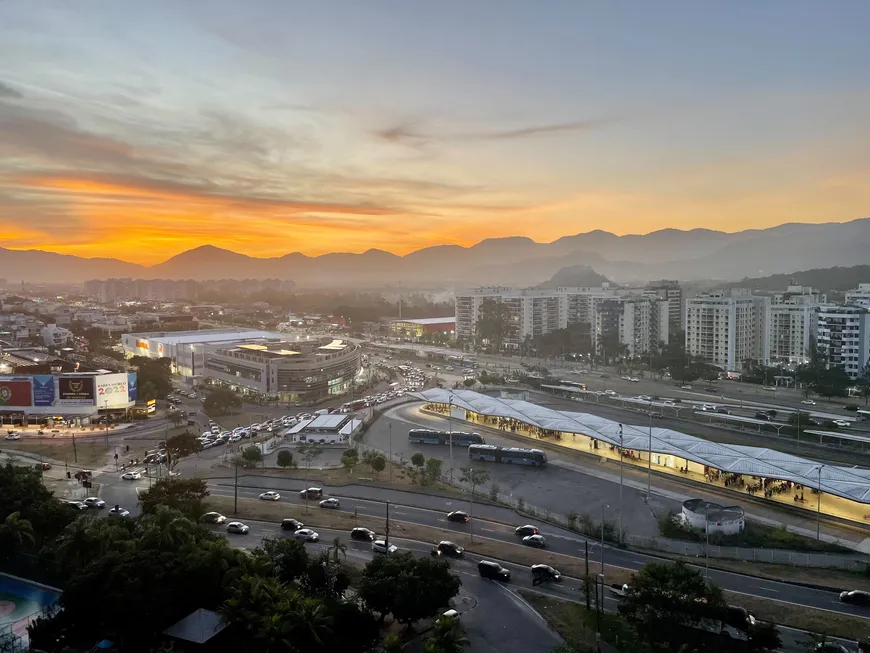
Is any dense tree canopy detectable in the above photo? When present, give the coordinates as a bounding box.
[204,386,243,415]
[128,356,173,400]
[138,477,210,517]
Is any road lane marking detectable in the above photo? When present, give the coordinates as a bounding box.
[758,586,780,593]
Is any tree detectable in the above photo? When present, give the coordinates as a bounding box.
[138,477,210,517]
[242,445,264,466]
[0,462,73,542]
[358,551,461,627]
[423,614,469,653]
[474,297,515,351]
[342,448,359,474]
[166,431,202,458]
[371,455,386,479]
[424,458,443,485]
[299,443,324,471]
[128,356,173,399]
[0,511,35,560]
[857,361,870,406]
[618,561,726,650]
[462,378,475,388]
[459,467,489,499]
[203,387,242,415]
[411,452,425,469]
[276,449,294,468]
[168,411,185,428]
[259,537,311,583]
[329,537,347,564]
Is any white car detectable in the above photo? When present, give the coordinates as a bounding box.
[801,400,816,405]
[604,390,617,396]
[319,498,341,509]
[372,540,398,554]
[4,433,21,441]
[294,529,320,542]
[522,534,547,548]
[121,471,142,480]
[227,521,249,534]
[66,500,88,511]
[834,420,852,428]
[680,385,692,390]
[251,423,262,432]
[108,506,130,518]
[228,434,242,443]
[700,404,717,411]
[259,491,281,501]
[83,497,106,509]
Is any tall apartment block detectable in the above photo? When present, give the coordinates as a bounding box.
[593,297,670,357]
[816,304,870,380]
[685,289,770,371]
[644,280,683,337]
[767,286,823,365]
[846,283,870,308]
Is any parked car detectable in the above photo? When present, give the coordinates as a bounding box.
[432,541,464,557]
[201,512,226,524]
[281,518,304,531]
[319,498,340,509]
[350,527,376,541]
[227,521,249,534]
[372,539,397,554]
[259,491,281,501]
[531,564,562,584]
[477,560,511,582]
[294,529,320,542]
[514,524,539,537]
[447,510,469,523]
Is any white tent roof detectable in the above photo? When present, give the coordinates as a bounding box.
[411,389,870,504]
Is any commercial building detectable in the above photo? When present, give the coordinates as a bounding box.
[816,305,870,380]
[203,336,361,403]
[0,371,137,418]
[41,324,73,348]
[767,286,823,366]
[685,289,770,371]
[389,317,456,338]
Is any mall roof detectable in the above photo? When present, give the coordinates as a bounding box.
[134,329,286,346]
[391,317,456,325]
[410,388,870,505]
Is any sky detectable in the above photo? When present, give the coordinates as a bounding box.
[1,1,869,265]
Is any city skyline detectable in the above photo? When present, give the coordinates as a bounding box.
[1,1,869,264]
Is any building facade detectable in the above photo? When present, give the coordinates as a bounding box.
[389,317,456,338]
[816,305,870,380]
[685,289,770,371]
[592,297,669,357]
[846,283,870,308]
[767,286,822,366]
[644,280,683,337]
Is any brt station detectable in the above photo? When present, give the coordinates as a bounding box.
[410,388,870,528]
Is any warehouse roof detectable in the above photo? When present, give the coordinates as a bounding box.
[410,389,870,504]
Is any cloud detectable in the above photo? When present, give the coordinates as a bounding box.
[375,118,613,145]
[0,82,23,99]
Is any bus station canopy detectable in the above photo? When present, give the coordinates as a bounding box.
[410,388,870,504]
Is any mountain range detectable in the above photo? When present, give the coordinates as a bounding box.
[2,218,869,288]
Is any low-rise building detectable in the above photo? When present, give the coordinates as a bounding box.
[41,324,73,347]
[389,317,456,338]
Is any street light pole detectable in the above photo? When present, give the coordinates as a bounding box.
[600,503,607,575]
[817,464,824,540]
[388,421,393,485]
[618,424,624,545]
[647,398,653,499]
[448,392,454,485]
[704,503,710,584]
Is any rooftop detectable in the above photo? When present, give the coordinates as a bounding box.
[391,317,456,325]
[128,329,316,346]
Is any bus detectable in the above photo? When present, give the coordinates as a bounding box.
[559,380,587,391]
[857,409,870,422]
[408,429,486,446]
[468,444,548,467]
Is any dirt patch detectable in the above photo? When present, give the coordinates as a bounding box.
[206,495,633,585]
[4,440,110,467]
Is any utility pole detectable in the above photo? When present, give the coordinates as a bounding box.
[448,393,454,485]
[704,504,709,584]
[817,464,824,540]
[600,503,606,575]
[385,500,391,552]
[72,432,78,463]
[585,540,590,610]
[469,468,476,543]
[618,424,624,545]
[647,397,653,499]
[388,421,393,485]
[233,462,239,515]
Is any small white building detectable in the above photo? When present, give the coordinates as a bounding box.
[41,324,73,347]
[283,414,362,445]
[681,499,745,536]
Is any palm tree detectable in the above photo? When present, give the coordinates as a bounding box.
[423,615,469,653]
[377,633,405,653]
[284,596,333,649]
[0,512,35,556]
[328,537,346,564]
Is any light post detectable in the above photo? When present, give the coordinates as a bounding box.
[704,503,710,584]
[600,503,608,575]
[816,464,824,540]
[647,398,653,499]
[448,392,454,485]
[618,424,624,545]
[104,399,110,447]
[388,421,393,485]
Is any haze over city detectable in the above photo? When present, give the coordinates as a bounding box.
[1,1,869,264]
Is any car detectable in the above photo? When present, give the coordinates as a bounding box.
[637,395,652,401]
[294,529,320,542]
[201,512,226,524]
[604,390,617,396]
[801,400,817,405]
[531,564,562,584]
[259,491,281,501]
[477,560,511,582]
[447,510,469,523]
[437,609,460,625]
[680,385,692,389]
[350,527,376,541]
[754,412,771,421]
[432,541,464,557]
[34,462,51,471]
[83,497,106,509]
[715,408,731,415]
[523,534,547,548]
[4,433,21,441]
[515,524,539,537]
[107,506,130,518]
[700,403,717,411]
[281,518,304,531]
[319,498,341,509]
[227,521,249,534]
[839,590,870,606]
[121,471,142,480]
[833,420,852,428]
[372,539,398,554]
[299,487,323,499]
[66,500,88,511]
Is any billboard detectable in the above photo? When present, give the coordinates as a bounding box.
[95,373,130,408]
[127,372,138,402]
[0,379,32,407]
[58,377,96,406]
[32,375,56,407]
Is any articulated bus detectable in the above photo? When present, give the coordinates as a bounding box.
[408,429,486,446]
[857,409,870,422]
[558,380,587,391]
[468,444,548,467]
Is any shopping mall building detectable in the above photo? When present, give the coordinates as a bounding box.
[122,329,361,403]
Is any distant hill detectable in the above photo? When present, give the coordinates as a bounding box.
[717,265,870,293]
[2,217,869,286]
[537,265,610,289]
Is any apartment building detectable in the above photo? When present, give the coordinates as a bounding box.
[685,289,770,371]
[644,280,683,337]
[846,283,870,308]
[767,286,823,366]
[816,305,870,380]
[593,297,669,357]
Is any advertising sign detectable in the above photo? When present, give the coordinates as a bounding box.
[95,373,130,408]
[136,339,148,350]
[32,375,56,407]
[0,379,32,407]
[58,377,96,406]
[127,372,138,402]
